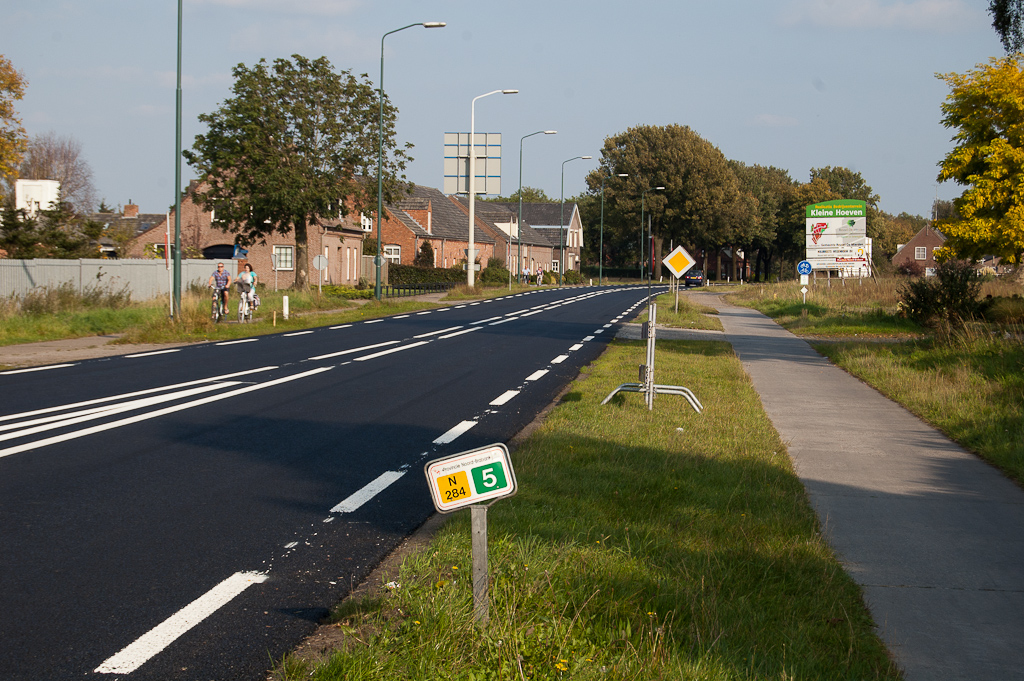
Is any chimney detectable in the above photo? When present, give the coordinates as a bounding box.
[124,201,139,218]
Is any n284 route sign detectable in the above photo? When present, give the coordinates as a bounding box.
[425,443,518,513]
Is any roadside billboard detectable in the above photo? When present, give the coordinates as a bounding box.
[805,200,871,275]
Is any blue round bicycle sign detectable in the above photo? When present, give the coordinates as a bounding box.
[797,260,812,275]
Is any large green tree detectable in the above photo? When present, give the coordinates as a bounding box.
[936,56,1024,270]
[0,55,27,187]
[989,0,1024,52]
[586,124,748,274]
[730,161,796,281]
[184,55,410,288]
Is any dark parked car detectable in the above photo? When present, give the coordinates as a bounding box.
[683,269,704,287]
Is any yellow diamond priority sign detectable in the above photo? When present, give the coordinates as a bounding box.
[663,245,696,279]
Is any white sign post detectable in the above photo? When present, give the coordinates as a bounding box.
[425,443,517,625]
[313,254,328,294]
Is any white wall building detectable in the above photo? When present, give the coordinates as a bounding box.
[15,179,61,216]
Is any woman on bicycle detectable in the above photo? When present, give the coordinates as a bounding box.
[242,264,258,307]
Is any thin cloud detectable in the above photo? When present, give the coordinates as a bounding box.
[750,113,800,128]
[780,0,982,31]
[188,0,361,16]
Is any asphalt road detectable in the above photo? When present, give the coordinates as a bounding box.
[0,285,662,681]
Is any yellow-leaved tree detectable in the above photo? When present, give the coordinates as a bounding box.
[0,55,28,183]
[936,56,1024,273]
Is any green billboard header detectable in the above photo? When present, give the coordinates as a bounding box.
[805,200,867,218]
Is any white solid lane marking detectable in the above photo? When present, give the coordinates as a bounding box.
[489,317,517,326]
[95,571,269,675]
[433,420,476,444]
[489,390,519,406]
[472,316,502,325]
[124,349,180,359]
[0,364,76,375]
[525,369,548,381]
[0,382,240,440]
[308,340,400,361]
[215,338,258,346]
[0,366,278,424]
[438,327,480,340]
[414,326,463,338]
[0,367,332,460]
[284,331,314,337]
[330,470,406,513]
[353,341,429,362]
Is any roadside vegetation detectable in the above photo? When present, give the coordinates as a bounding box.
[274,339,899,681]
[637,290,724,331]
[722,275,1024,486]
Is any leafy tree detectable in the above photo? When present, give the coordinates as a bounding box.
[482,186,554,203]
[586,124,748,273]
[413,239,434,267]
[0,55,27,185]
[730,162,796,281]
[184,55,410,288]
[989,0,1024,52]
[809,166,879,209]
[932,198,958,221]
[936,56,1024,270]
[0,193,99,258]
[19,132,97,212]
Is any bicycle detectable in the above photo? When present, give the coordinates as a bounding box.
[211,286,227,323]
[236,282,253,323]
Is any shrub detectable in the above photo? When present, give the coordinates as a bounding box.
[388,263,464,285]
[562,269,584,285]
[479,264,511,285]
[896,260,924,277]
[897,259,982,326]
[413,241,434,268]
[320,285,374,299]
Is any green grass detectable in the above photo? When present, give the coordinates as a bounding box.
[274,340,898,681]
[814,333,1024,484]
[638,292,724,331]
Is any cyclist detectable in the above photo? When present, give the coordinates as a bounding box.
[208,263,231,316]
[240,263,258,308]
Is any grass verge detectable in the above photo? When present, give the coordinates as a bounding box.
[813,333,1024,485]
[637,291,724,331]
[274,339,898,681]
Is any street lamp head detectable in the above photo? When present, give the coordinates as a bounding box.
[421,22,446,28]
[502,89,519,94]
[544,130,557,134]
[617,173,629,177]
[655,185,665,190]
[582,155,593,160]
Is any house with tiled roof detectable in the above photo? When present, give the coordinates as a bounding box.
[450,197,557,277]
[85,202,166,258]
[125,181,368,288]
[893,225,945,276]
[488,202,584,275]
[374,184,497,269]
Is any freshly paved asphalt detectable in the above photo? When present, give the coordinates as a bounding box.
[691,291,1024,681]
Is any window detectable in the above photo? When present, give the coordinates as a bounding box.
[383,244,401,264]
[551,259,560,273]
[915,247,927,260]
[273,245,294,270]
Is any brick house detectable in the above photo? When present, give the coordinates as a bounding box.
[893,226,945,275]
[126,182,367,288]
[450,197,556,276]
[488,202,584,275]
[373,184,497,269]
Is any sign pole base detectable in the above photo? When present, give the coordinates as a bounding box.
[471,504,489,625]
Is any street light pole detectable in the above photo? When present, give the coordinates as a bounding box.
[516,130,556,288]
[599,172,628,286]
[641,185,665,296]
[173,0,183,318]
[375,22,445,301]
[560,155,592,286]
[468,89,517,287]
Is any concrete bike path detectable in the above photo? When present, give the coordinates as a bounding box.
[694,292,1024,681]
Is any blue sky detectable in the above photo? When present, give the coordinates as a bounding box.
[6,0,1005,218]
